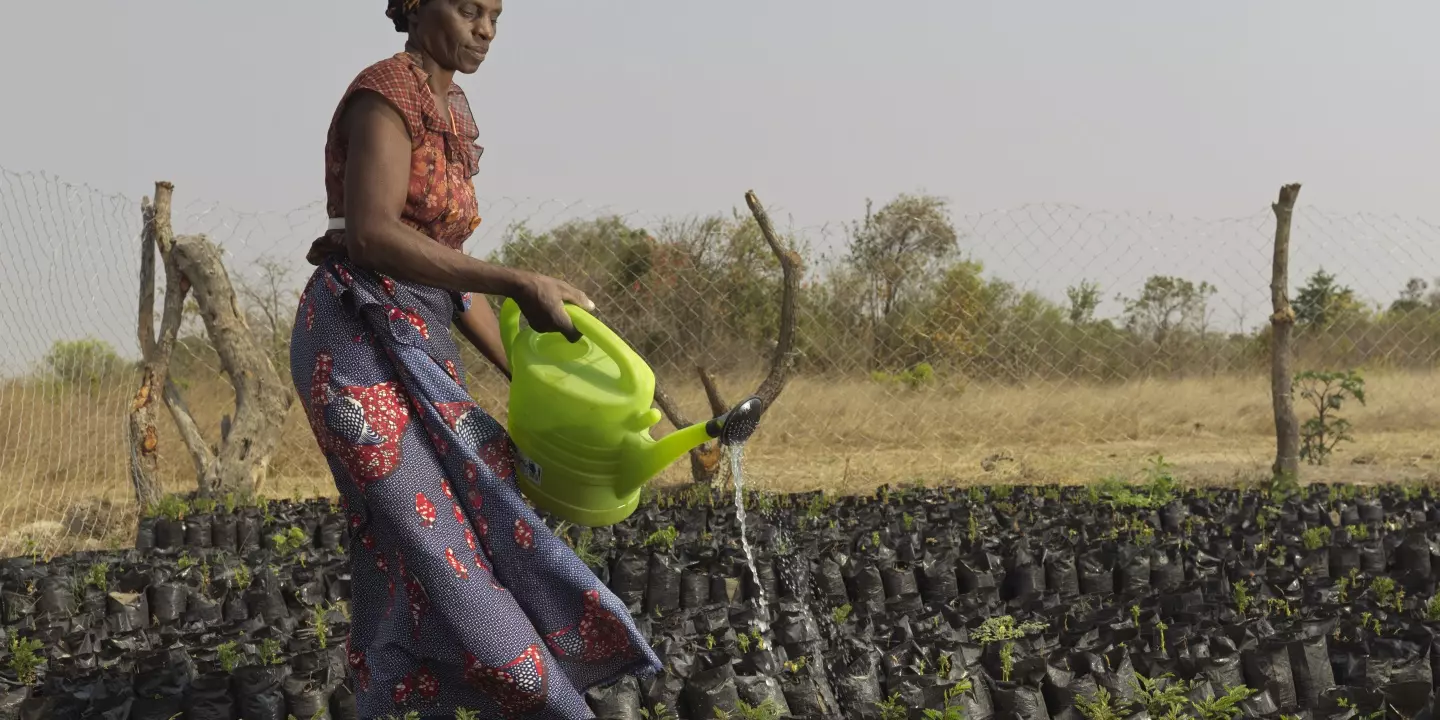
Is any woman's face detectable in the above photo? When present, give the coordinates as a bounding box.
[410,0,502,74]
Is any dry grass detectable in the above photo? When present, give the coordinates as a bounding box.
[5,368,1440,555]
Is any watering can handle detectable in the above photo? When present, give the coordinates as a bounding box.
[499,298,521,364]
[498,298,641,394]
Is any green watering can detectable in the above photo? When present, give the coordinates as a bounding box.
[498,299,764,527]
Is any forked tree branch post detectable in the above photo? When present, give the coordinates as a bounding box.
[651,189,802,485]
[129,181,293,508]
[1270,183,1303,481]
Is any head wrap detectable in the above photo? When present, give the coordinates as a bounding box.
[385,0,425,32]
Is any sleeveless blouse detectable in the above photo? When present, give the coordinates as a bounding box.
[308,53,485,265]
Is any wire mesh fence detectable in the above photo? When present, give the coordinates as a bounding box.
[4,166,1440,557]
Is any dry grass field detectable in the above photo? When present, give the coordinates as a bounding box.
[5,369,1440,555]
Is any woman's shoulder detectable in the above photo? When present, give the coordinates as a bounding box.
[348,53,423,98]
[340,54,427,138]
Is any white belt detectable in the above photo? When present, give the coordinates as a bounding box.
[328,217,346,231]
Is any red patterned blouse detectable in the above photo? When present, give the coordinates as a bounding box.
[308,53,484,265]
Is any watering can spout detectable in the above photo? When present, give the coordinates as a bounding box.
[622,396,766,496]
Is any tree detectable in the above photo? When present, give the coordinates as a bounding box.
[846,193,960,323]
[1389,277,1433,314]
[236,255,299,365]
[1066,281,1101,325]
[1121,275,1216,346]
[43,338,131,388]
[1293,268,1362,330]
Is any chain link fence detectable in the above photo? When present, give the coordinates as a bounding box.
[4,166,1440,557]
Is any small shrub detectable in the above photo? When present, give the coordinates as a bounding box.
[82,562,109,594]
[272,527,311,566]
[8,635,44,685]
[1294,369,1366,465]
[258,638,285,666]
[233,563,253,591]
[1232,581,1251,615]
[921,680,973,720]
[875,693,908,720]
[1076,687,1125,720]
[217,641,243,673]
[715,699,783,720]
[871,363,936,390]
[43,338,130,388]
[639,705,677,720]
[975,616,1046,683]
[149,494,189,521]
[1192,685,1255,720]
[1302,526,1332,551]
[644,526,678,552]
[1371,576,1397,606]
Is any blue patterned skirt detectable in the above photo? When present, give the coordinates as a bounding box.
[289,257,660,719]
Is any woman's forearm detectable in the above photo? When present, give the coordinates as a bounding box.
[457,298,511,378]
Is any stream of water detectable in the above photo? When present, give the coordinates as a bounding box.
[729,444,770,632]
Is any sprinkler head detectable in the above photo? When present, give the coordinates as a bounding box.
[708,396,765,447]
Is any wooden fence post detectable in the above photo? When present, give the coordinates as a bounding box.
[1270,183,1302,480]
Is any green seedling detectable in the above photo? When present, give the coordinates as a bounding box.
[1302,526,1332,551]
[902,513,915,532]
[259,638,285,666]
[1295,369,1366,465]
[784,656,807,674]
[1155,620,1169,654]
[234,563,253,591]
[967,515,980,544]
[832,604,853,625]
[217,641,242,673]
[974,616,1046,683]
[1130,604,1141,628]
[875,693,908,720]
[714,699,782,720]
[643,526,678,553]
[705,634,715,650]
[1337,571,1355,603]
[82,562,110,594]
[151,494,188,521]
[177,552,197,570]
[1232,581,1251,615]
[921,680,974,720]
[1192,685,1255,720]
[1131,673,1191,718]
[1371,576,1397,606]
[1266,597,1293,618]
[8,635,44,685]
[638,704,677,720]
[311,602,335,649]
[1426,593,1440,621]
[1076,687,1124,720]
[737,632,751,653]
[1347,524,1369,540]
[192,496,218,514]
[272,526,311,566]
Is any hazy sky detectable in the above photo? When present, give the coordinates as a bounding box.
[4,0,1438,220]
[2,1,1438,370]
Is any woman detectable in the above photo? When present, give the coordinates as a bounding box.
[290,1,661,717]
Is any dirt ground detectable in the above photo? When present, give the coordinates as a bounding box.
[4,370,1439,556]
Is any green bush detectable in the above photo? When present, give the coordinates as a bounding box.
[42,339,131,387]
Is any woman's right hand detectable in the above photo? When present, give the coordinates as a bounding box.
[512,272,594,343]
